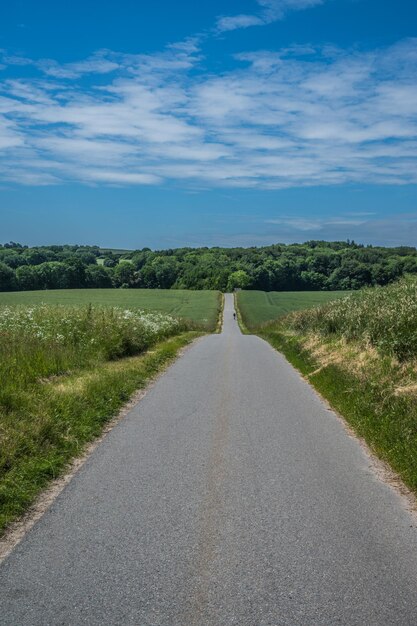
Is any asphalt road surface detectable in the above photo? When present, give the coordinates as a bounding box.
[1,294,417,625]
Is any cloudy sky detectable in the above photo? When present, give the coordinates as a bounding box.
[1,0,416,248]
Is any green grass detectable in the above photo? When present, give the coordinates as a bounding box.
[261,326,417,494]
[283,277,417,361]
[0,289,222,533]
[0,304,189,391]
[0,331,198,534]
[254,279,417,495]
[0,289,221,331]
[236,290,347,329]
[0,301,206,534]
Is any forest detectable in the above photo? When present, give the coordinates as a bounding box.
[1,240,417,292]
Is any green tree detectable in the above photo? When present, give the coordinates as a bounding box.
[63,258,87,288]
[85,265,113,288]
[300,270,326,290]
[23,250,49,266]
[227,270,251,291]
[35,262,70,289]
[113,263,136,288]
[16,265,40,290]
[0,262,16,291]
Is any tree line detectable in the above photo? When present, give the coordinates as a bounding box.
[1,240,417,292]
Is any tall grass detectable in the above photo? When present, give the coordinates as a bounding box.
[0,304,187,390]
[0,304,194,532]
[285,277,417,360]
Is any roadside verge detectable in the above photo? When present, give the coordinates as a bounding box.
[235,298,417,503]
[260,327,417,498]
[0,331,200,542]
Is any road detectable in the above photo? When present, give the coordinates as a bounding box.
[1,294,417,625]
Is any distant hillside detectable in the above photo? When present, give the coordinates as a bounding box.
[1,240,417,292]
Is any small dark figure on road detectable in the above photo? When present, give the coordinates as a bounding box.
[233,312,236,320]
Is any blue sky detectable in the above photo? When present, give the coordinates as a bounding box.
[1,0,416,248]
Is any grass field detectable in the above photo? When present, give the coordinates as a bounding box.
[0,289,221,331]
[236,290,347,329]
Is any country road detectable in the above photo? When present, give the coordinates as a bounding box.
[1,294,417,625]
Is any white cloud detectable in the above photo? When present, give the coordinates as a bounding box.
[78,170,161,185]
[265,216,368,230]
[259,0,324,19]
[216,15,264,32]
[38,54,120,79]
[216,0,324,32]
[252,212,417,247]
[0,39,416,188]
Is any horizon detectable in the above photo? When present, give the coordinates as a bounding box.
[1,0,416,247]
[3,238,417,252]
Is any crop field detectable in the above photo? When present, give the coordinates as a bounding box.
[236,290,347,329]
[0,289,221,331]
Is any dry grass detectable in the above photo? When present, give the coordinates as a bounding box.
[286,276,417,361]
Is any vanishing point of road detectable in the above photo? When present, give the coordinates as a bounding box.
[1,294,417,625]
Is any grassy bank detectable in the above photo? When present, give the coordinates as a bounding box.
[0,303,200,534]
[0,289,221,332]
[236,290,347,329]
[255,278,417,494]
